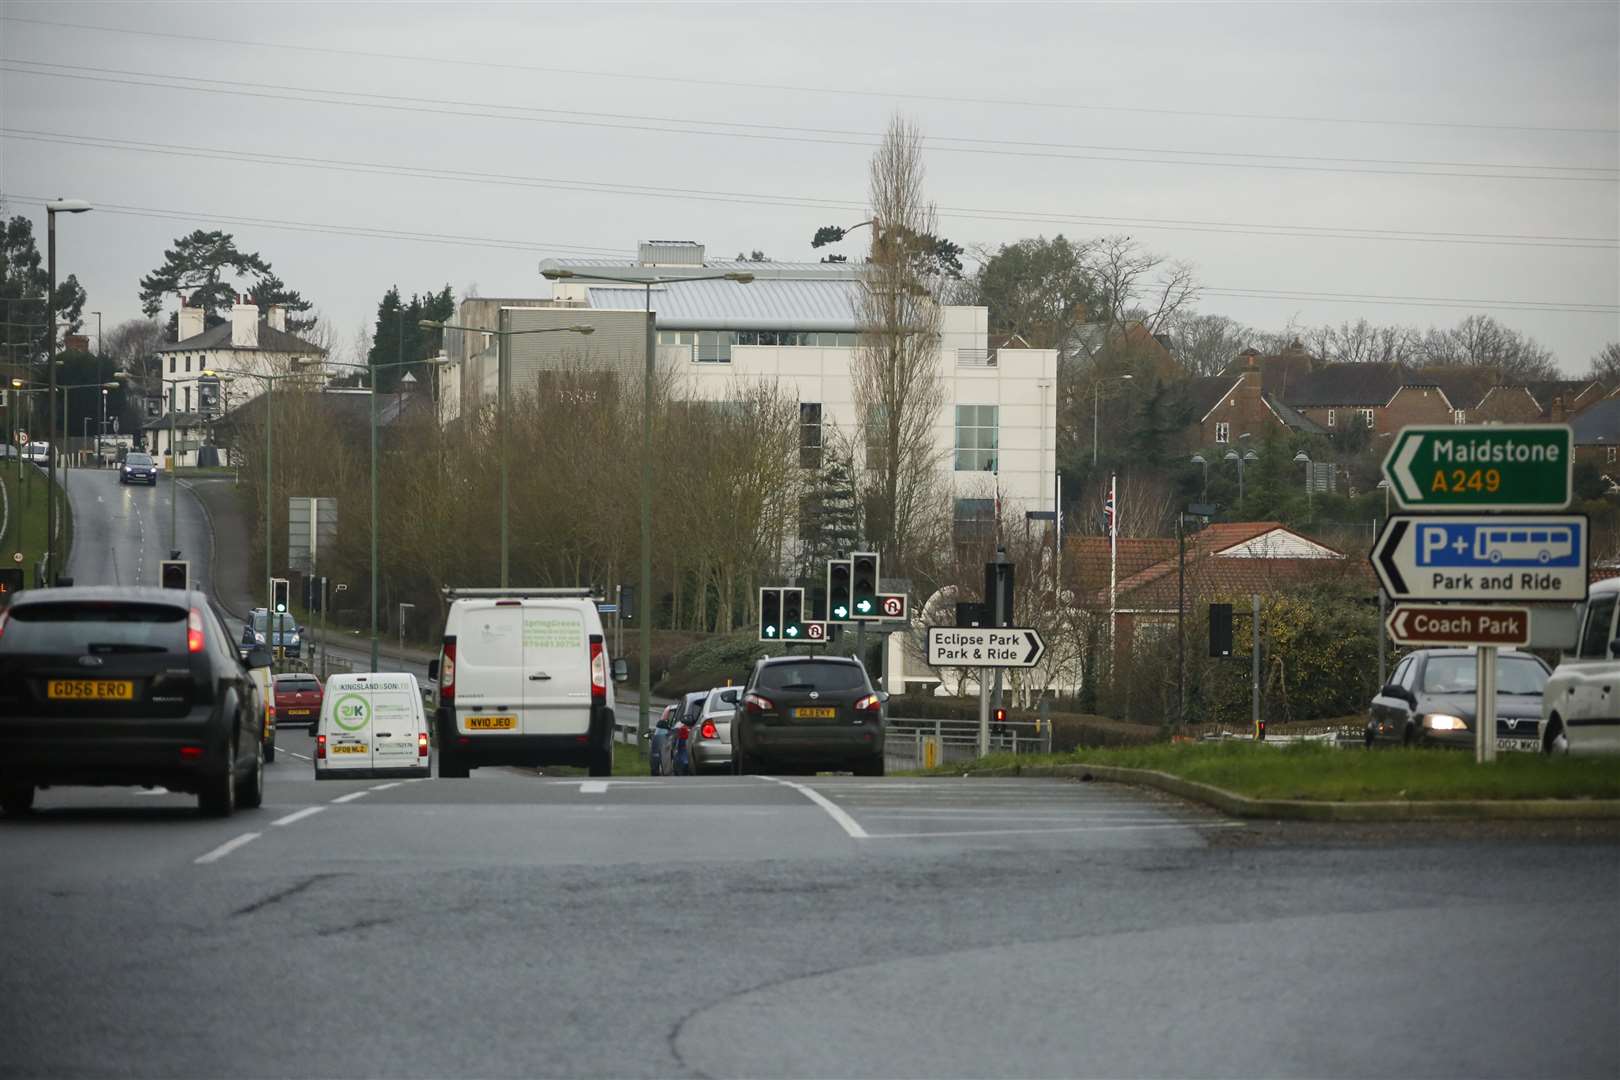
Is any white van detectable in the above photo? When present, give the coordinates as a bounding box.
[1541,577,1620,755]
[315,672,432,780]
[430,589,627,778]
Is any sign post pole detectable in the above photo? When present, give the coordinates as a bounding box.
[977,665,990,758]
[1477,646,1497,764]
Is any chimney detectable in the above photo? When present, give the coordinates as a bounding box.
[230,294,259,349]
[266,304,287,332]
[1550,394,1567,423]
[178,295,204,342]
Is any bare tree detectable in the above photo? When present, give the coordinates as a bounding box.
[102,318,166,371]
[1163,312,1251,376]
[1090,235,1199,334]
[853,114,949,575]
[1588,341,1620,385]
[1418,314,1558,381]
[1304,319,1423,366]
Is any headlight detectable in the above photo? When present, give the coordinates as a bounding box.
[290,634,300,645]
[1423,714,1468,731]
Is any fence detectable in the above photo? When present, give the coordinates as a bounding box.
[884,715,1052,772]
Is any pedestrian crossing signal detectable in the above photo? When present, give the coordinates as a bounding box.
[758,588,782,642]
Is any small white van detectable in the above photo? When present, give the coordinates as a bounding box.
[430,588,627,778]
[1542,577,1620,755]
[315,672,431,780]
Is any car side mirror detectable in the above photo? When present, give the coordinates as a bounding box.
[246,647,274,670]
[1379,683,1411,704]
[427,658,439,681]
[612,658,629,683]
[720,689,738,704]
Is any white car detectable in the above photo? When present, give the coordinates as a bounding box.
[315,672,431,780]
[1541,577,1620,755]
[430,588,627,778]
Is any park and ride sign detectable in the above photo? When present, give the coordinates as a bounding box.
[1383,424,1572,511]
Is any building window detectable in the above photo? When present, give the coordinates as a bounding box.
[183,386,192,412]
[1360,408,1376,429]
[1607,446,1617,464]
[955,405,998,472]
[953,498,995,544]
[184,356,191,373]
[695,331,735,362]
[799,403,822,469]
[169,355,176,374]
[1326,409,1336,429]
[1454,410,1467,424]
[1215,422,1230,444]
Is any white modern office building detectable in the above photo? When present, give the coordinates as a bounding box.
[445,241,1059,542]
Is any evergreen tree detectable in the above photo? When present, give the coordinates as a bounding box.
[798,448,863,578]
[138,230,311,335]
[0,212,87,367]
[366,284,455,391]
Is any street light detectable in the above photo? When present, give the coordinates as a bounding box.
[1224,448,1259,505]
[539,267,755,745]
[418,320,594,592]
[1190,453,1209,501]
[1293,451,1313,514]
[1093,374,1133,466]
[319,353,453,670]
[44,197,92,581]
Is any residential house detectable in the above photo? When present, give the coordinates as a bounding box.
[150,296,326,466]
[1571,397,1620,476]
[1182,353,1326,448]
[456,241,1060,545]
[1068,320,1179,379]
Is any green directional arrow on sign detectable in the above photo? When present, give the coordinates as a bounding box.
[1383,424,1572,511]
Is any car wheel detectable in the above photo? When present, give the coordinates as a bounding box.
[1544,717,1569,756]
[237,739,265,810]
[198,744,237,817]
[1,782,35,816]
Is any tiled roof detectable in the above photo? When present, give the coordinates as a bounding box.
[1183,375,1241,421]
[160,319,325,355]
[1264,394,1327,434]
[1064,536,1178,594]
[1122,556,1377,609]
[1419,369,1492,410]
[1284,363,1404,406]
[1083,523,1353,609]
[1525,379,1602,412]
[1570,398,1620,444]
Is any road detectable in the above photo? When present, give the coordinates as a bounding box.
[1,724,1615,1079]
[63,465,218,594]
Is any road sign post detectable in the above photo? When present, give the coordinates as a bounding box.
[1383,424,1572,511]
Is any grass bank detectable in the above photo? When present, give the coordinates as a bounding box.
[923,742,1620,802]
[0,465,54,574]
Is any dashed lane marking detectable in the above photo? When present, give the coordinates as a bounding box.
[194,832,262,864]
[270,806,326,827]
[330,791,369,804]
[370,782,403,791]
[580,781,609,794]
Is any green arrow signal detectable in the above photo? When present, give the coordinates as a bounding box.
[765,625,778,637]
[785,625,799,637]
[833,605,848,618]
[856,599,872,613]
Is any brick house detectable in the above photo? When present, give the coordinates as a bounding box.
[1571,398,1620,475]
[1183,355,1325,448]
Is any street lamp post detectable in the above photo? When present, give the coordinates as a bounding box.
[1293,451,1314,514]
[44,197,91,581]
[319,354,457,670]
[1190,453,1209,501]
[1093,374,1134,466]
[539,268,754,744]
[1224,449,1259,505]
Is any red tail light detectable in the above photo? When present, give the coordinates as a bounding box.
[187,607,205,653]
[316,733,327,759]
[589,638,607,702]
[418,731,429,757]
[439,640,456,704]
[744,693,773,715]
[854,693,882,714]
[676,723,690,742]
[700,720,717,739]
[179,746,203,760]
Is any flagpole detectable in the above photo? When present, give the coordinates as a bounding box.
[1108,473,1118,664]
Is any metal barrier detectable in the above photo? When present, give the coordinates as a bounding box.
[883,716,1050,772]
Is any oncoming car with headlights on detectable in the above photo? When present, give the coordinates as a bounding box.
[1366,648,1550,752]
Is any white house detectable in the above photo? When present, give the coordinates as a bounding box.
[450,241,1059,544]
[148,296,326,466]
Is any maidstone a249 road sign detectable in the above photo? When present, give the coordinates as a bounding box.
[1383,424,1572,511]
[1371,513,1588,603]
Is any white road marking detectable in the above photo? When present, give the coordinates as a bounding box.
[194,832,262,864]
[863,821,1246,840]
[271,806,326,827]
[760,776,869,840]
[370,782,403,791]
[330,790,369,804]
[580,780,609,794]
[283,751,313,762]
[132,787,171,796]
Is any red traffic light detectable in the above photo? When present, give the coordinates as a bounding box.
[993,708,1006,723]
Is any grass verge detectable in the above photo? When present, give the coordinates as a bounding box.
[917,741,1620,802]
[0,465,53,572]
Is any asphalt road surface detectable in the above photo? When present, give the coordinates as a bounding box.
[2,724,1615,1079]
[63,466,218,595]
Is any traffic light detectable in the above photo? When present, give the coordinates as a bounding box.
[758,587,782,642]
[827,559,853,623]
[1255,718,1267,741]
[271,577,291,614]
[1209,603,1234,657]
[780,588,805,641]
[160,560,189,590]
[992,707,1008,737]
[850,552,879,618]
[984,559,1016,625]
[303,575,328,613]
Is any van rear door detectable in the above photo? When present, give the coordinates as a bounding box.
[519,604,591,736]
[325,680,373,769]
[367,677,421,770]
[453,602,525,736]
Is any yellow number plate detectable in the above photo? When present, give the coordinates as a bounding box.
[331,744,367,755]
[47,679,134,701]
[466,715,517,730]
[794,706,837,719]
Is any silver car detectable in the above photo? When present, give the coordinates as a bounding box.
[690,686,740,774]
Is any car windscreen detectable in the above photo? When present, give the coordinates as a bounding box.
[1421,656,1547,695]
[755,662,868,693]
[1,602,187,654]
[251,613,296,633]
[125,454,153,465]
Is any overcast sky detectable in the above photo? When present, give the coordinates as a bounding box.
[3,1,1616,372]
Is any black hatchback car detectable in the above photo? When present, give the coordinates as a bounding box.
[1367,648,1550,752]
[732,655,887,776]
[0,586,273,816]
[118,451,158,485]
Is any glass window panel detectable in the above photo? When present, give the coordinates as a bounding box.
[837,333,857,347]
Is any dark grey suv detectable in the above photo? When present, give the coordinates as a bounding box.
[732,656,886,776]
